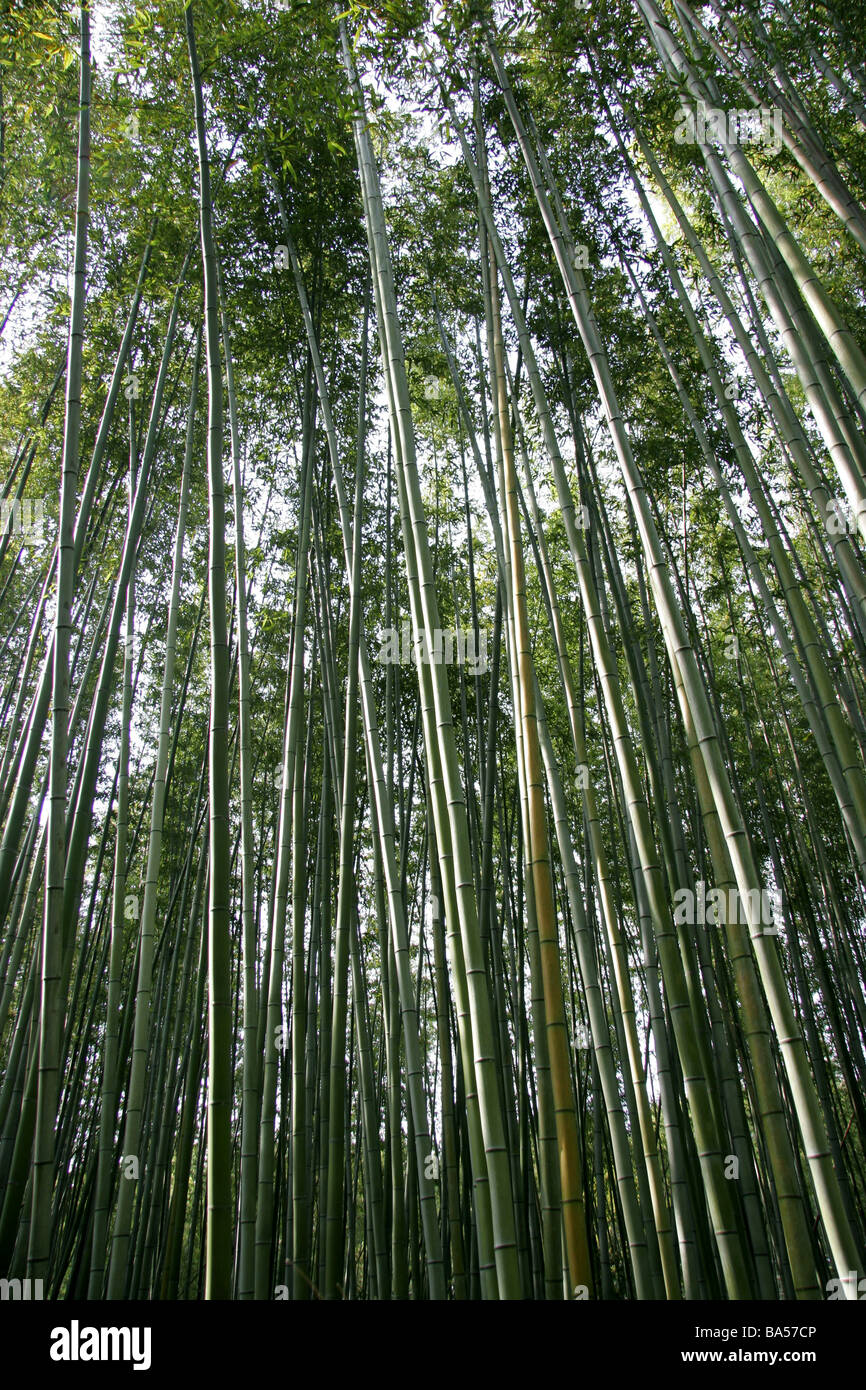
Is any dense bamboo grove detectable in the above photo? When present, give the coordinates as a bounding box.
[1,0,866,1302]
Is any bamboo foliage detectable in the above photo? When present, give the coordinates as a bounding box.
[0,0,865,1304]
